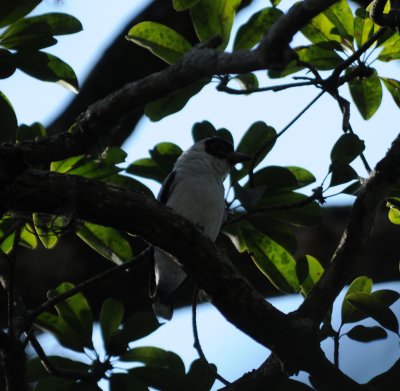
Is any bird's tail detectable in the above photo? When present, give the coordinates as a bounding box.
[150,249,187,320]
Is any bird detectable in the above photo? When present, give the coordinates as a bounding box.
[150,136,251,319]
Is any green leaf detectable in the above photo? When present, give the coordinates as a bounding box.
[16,122,45,142]
[126,21,191,64]
[106,174,154,198]
[129,366,187,391]
[354,8,379,49]
[233,7,283,50]
[329,163,358,187]
[192,120,217,142]
[35,311,87,353]
[233,73,259,92]
[173,0,200,11]
[27,356,90,382]
[296,255,324,296]
[301,10,342,44]
[20,223,37,249]
[388,206,400,225]
[190,0,241,50]
[0,91,17,142]
[346,325,388,342]
[100,298,124,351]
[107,312,161,356]
[109,373,149,391]
[372,289,400,307]
[145,79,209,121]
[14,50,79,93]
[127,158,166,183]
[241,227,299,293]
[323,0,354,41]
[330,133,365,165]
[233,121,276,180]
[0,13,82,50]
[32,213,60,250]
[186,359,217,391]
[255,192,322,227]
[268,59,303,79]
[348,67,382,120]
[150,142,183,168]
[50,155,85,173]
[381,77,400,108]
[0,0,41,28]
[47,282,94,348]
[286,166,316,189]
[378,36,400,62]
[367,359,400,391]
[77,222,133,264]
[347,292,399,334]
[341,276,372,325]
[120,347,185,375]
[297,44,343,70]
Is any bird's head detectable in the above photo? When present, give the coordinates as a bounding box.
[175,137,251,180]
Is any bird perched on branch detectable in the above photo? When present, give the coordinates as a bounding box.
[150,136,251,320]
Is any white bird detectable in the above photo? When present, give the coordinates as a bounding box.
[150,137,251,319]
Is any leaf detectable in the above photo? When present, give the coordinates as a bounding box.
[296,255,324,296]
[186,359,217,391]
[107,312,161,356]
[381,77,400,108]
[233,73,259,92]
[233,7,283,50]
[255,192,322,227]
[323,0,354,41]
[268,59,304,79]
[109,373,149,391]
[47,282,94,348]
[106,174,154,198]
[129,366,188,391]
[347,292,399,334]
[120,347,185,375]
[173,0,200,11]
[341,276,373,325]
[100,298,124,351]
[77,222,133,265]
[378,36,400,62]
[35,311,87,353]
[330,133,365,166]
[14,50,79,93]
[126,21,191,64]
[0,91,17,142]
[297,44,343,70]
[346,325,388,342]
[16,121,45,142]
[0,13,82,50]
[127,142,182,182]
[301,9,342,44]
[329,163,358,187]
[192,120,217,142]
[20,223,37,249]
[27,356,90,382]
[34,378,77,391]
[233,121,276,180]
[241,227,299,293]
[190,0,241,50]
[51,155,85,173]
[145,78,209,121]
[371,289,400,307]
[354,7,379,49]
[348,67,382,120]
[0,0,41,28]
[388,206,400,225]
[286,166,316,189]
[367,359,400,391]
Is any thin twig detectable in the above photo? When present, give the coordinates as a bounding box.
[28,248,150,321]
[192,287,230,386]
[27,332,96,382]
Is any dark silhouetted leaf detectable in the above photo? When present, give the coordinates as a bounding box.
[0,0,41,28]
[110,373,149,391]
[129,366,188,390]
[100,298,124,351]
[173,0,200,11]
[16,121,45,142]
[186,359,217,391]
[0,91,17,142]
[330,133,365,165]
[381,77,400,108]
[347,325,387,342]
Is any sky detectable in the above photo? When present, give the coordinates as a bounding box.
[2,0,400,389]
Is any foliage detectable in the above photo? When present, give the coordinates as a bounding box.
[0,0,399,390]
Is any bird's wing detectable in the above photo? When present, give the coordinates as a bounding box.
[157,170,177,204]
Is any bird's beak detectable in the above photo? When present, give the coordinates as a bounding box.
[226,151,252,165]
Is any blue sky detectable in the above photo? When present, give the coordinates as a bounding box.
[3,0,400,389]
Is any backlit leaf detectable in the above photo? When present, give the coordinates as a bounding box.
[381,77,400,108]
